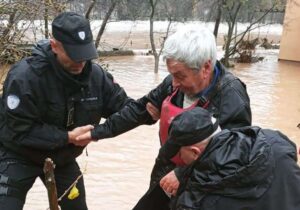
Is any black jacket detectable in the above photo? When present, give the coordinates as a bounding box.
[173,127,300,210]
[0,40,131,166]
[91,61,252,139]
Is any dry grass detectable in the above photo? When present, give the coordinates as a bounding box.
[0,64,10,94]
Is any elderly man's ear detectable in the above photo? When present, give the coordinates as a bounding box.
[190,146,202,160]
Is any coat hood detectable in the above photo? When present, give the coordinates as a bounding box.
[28,40,92,91]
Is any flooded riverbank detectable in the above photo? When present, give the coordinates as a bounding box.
[21,50,300,210]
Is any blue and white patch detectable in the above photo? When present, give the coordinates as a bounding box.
[7,95,20,110]
[211,116,217,124]
[78,31,85,40]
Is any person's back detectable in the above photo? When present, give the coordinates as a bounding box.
[172,126,300,210]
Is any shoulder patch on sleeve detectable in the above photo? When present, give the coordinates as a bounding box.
[7,95,20,110]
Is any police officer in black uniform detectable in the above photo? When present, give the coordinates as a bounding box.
[0,12,131,210]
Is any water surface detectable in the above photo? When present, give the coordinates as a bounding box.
[24,51,300,210]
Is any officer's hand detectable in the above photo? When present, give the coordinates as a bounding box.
[160,170,179,196]
[68,125,94,146]
[146,102,160,121]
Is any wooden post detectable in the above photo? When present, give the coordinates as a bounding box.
[44,0,49,39]
[43,158,60,210]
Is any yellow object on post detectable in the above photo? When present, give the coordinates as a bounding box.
[68,185,80,200]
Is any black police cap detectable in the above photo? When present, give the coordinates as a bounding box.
[52,12,98,62]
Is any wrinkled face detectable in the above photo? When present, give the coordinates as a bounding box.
[166,59,212,97]
[50,39,86,75]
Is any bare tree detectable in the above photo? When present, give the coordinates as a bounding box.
[149,0,175,73]
[213,0,225,37]
[221,0,282,67]
[222,0,243,67]
[44,0,50,39]
[0,0,66,64]
[95,0,118,48]
[85,0,96,19]
[149,0,159,73]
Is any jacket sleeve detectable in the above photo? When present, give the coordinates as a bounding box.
[91,75,173,140]
[100,69,133,118]
[1,69,68,150]
[218,79,252,129]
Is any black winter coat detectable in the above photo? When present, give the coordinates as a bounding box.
[0,40,131,166]
[173,126,300,210]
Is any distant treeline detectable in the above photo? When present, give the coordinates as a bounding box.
[0,0,290,69]
[0,0,286,23]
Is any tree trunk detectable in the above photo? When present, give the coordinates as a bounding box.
[222,2,242,67]
[213,1,222,38]
[154,54,159,73]
[223,22,234,67]
[192,0,198,19]
[95,0,117,48]
[149,0,159,73]
[85,0,96,20]
[44,0,49,39]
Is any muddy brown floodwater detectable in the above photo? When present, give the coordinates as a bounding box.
[20,50,300,210]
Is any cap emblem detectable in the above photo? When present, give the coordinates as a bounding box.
[78,31,85,40]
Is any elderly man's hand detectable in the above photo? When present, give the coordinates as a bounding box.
[146,102,161,121]
[68,125,94,146]
[160,170,179,196]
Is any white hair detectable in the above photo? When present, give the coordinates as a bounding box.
[162,26,217,71]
